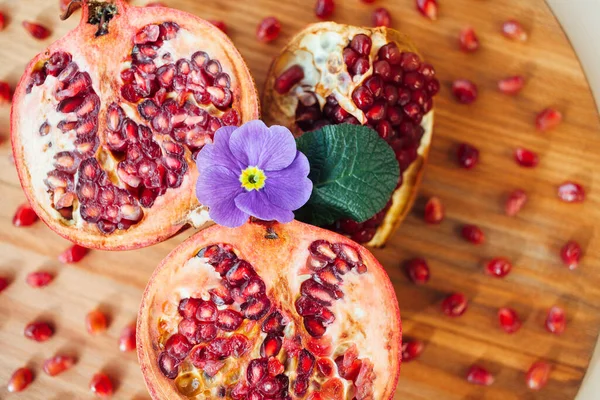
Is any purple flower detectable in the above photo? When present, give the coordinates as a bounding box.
[195,120,313,227]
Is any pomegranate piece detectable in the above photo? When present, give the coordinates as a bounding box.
[119,324,136,352]
[209,20,227,34]
[315,0,335,19]
[12,203,39,227]
[424,196,444,224]
[7,367,33,393]
[373,8,392,27]
[466,365,494,386]
[557,182,585,203]
[257,17,281,43]
[498,307,522,333]
[545,306,566,334]
[401,339,424,362]
[505,189,527,216]
[86,309,108,335]
[485,257,512,278]
[22,21,51,39]
[24,321,54,342]
[43,355,76,376]
[0,81,11,104]
[26,271,54,288]
[452,79,478,104]
[498,75,525,95]
[90,373,113,397]
[461,224,485,244]
[459,27,479,52]
[502,20,528,42]
[526,361,551,390]
[58,244,89,263]
[457,143,479,169]
[404,258,430,284]
[515,147,539,168]
[442,293,468,317]
[416,0,438,20]
[535,108,562,131]
[560,241,581,270]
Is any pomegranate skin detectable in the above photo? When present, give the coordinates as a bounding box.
[10,0,260,251]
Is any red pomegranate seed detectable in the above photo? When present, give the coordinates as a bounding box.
[560,241,581,270]
[119,324,136,352]
[0,12,5,31]
[502,20,527,42]
[43,355,76,376]
[275,65,304,94]
[209,20,227,34]
[373,8,392,27]
[535,108,562,131]
[545,306,566,335]
[461,224,485,244]
[401,339,424,362]
[405,258,430,284]
[26,271,54,288]
[13,203,39,227]
[505,189,527,216]
[22,21,51,40]
[86,310,108,335]
[7,367,33,393]
[466,365,494,386]
[24,321,54,342]
[90,373,113,397]
[514,148,539,168]
[485,257,512,278]
[256,17,281,43]
[498,307,522,333]
[315,0,335,19]
[452,79,478,104]
[442,293,468,317]
[526,361,551,390]
[457,143,479,169]
[58,244,89,263]
[459,27,479,52]
[416,0,438,20]
[498,75,525,95]
[424,196,444,224]
[0,276,8,293]
[557,181,585,203]
[0,81,11,104]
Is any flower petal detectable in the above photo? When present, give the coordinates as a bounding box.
[195,165,248,227]
[229,121,297,171]
[196,126,241,174]
[263,151,313,210]
[235,190,294,223]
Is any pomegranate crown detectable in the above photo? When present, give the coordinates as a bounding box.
[61,0,119,37]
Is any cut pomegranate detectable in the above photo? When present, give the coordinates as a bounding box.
[58,244,89,263]
[12,203,39,227]
[459,27,479,52]
[315,0,335,19]
[43,355,76,376]
[7,367,33,393]
[0,81,11,104]
[545,306,566,334]
[86,310,108,335]
[505,189,527,216]
[485,257,512,278]
[466,365,494,386]
[11,0,259,251]
[526,361,551,390]
[90,373,114,397]
[560,241,581,270]
[502,20,528,42]
[262,22,439,246]
[373,8,392,27]
[257,17,281,42]
[119,324,137,352]
[401,339,424,362]
[515,148,539,168]
[26,271,54,288]
[22,21,51,39]
[535,108,562,131]
[452,79,478,104]
[424,196,444,224]
[24,321,54,342]
[557,182,585,203]
[405,258,430,284]
[138,221,402,398]
[442,293,468,317]
[461,224,485,244]
[498,307,522,333]
[416,0,438,20]
[209,20,227,34]
[457,143,479,169]
[498,75,525,95]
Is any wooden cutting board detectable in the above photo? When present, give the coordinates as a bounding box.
[0,0,599,399]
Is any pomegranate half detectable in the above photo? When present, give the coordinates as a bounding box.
[262,22,438,247]
[10,0,259,250]
[137,220,401,399]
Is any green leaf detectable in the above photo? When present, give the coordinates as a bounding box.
[294,124,399,226]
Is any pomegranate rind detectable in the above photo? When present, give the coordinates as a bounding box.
[137,220,401,399]
[10,0,260,250]
[261,22,433,248]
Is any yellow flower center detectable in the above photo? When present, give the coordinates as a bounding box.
[240,166,266,191]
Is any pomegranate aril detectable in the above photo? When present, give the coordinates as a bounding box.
[452,79,478,104]
[352,86,374,110]
[275,65,304,94]
[216,309,244,331]
[461,224,485,244]
[350,34,372,56]
[268,358,285,376]
[90,373,113,397]
[442,293,468,317]
[416,0,438,20]
[209,20,227,33]
[59,244,89,263]
[247,358,268,385]
[226,260,256,286]
[545,306,566,334]
[502,20,528,42]
[7,367,33,392]
[515,147,539,167]
[24,321,54,342]
[317,358,334,377]
[557,181,585,203]
[424,196,444,224]
[26,271,53,288]
[405,258,430,284]
[0,11,5,31]
[165,333,192,359]
[352,57,371,76]
[257,17,281,43]
[0,277,8,293]
[459,27,479,52]
[378,42,401,65]
[135,24,160,44]
[261,334,283,357]
[498,307,522,333]
[526,361,551,390]
[297,349,316,375]
[499,75,525,95]
[402,339,424,362]
[505,189,527,216]
[467,365,494,386]
[23,21,51,39]
[119,324,136,352]
[373,8,391,27]
[241,296,272,320]
[0,81,11,104]
[560,241,581,270]
[304,316,327,337]
[158,351,179,379]
[399,52,421,72]
[457,143,479,169]
[43,355,76,376]
[86,309,108,335]
[315,0,335,19]
[536,108,562,131]
[485,257,512,278]
[13,204,38,227]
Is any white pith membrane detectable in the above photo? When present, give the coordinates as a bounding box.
[138,222,401,400]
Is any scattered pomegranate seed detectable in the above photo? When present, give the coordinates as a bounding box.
[442,293,468,317]
[560,241,581,270]
[498,307,522,333]
[43,355,76,376]
[526,361,551,390]
[498,75,525,95]
[502,20,528,42]
[90,373,113,398]
[401,339,424,362]
[485,257,512,278]
[0,81,11,104]
[535,108,562,131]
[58,244,89,263]
[514,148,539,168]
[0,11,6,31]
[0,276,9,293]
[24,321,54,342]
[86,310,108,335]
[505,189,527,216]
[545,306,566,335]
[118,324,136,352]
[466,365,494,386]
[452,79,478,104]
[461,224,485,244]
[26,271,54,288]
[256,17,281,43]
[405,258,430,284]
[12,203,39,227]
[7,367,33,393]
[315,0,335,19]
[416,0,438,20]
[209,20,227,34]
[557,181,585,203]
[424,196,444,224]
[22,21,51,40]
[373,8,391,27]
[457,143,479,169]
[459,27,479,52]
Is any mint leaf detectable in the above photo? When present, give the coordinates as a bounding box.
[294,124,399,226]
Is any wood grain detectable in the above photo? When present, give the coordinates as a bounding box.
[0,0,599,399]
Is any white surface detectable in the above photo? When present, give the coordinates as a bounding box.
[546,0,600,398]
